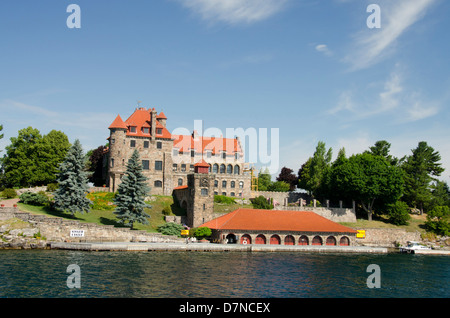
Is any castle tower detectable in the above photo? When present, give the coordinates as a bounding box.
[186,160,215,228]
[108,114,128,192]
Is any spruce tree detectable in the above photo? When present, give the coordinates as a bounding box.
[114,150,150,229]
[54,139,92,215]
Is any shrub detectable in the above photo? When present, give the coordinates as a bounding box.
[194,227,212,239]
[157,222,185,237]
[162,205,172,216]
[2,188,17,199]
[19,192,49,206]
[386,201,411,225]
[425,206,450,236]
[214,195,236,204]
[251,195,273,209]
[46,183,58,192]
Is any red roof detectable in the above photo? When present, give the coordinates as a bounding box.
[200,208,357,234]
[194,159,210,167]
[173,185,188,190]
[172,134,242,155]
[109,108,172,139]
[108,114,127,130]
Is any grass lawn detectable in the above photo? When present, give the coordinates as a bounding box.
[340,213,427,234]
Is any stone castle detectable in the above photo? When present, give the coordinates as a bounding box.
[106,107,252,199]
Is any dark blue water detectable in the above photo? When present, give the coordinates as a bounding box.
[0,250,448,298]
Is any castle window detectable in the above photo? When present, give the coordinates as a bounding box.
[190,164,194,172]
[239,181,244,189]
[157,142,162,149]
[130,140,136,148]
[231,181,235,188]
[130,126,136,133]
[222,180,227,188]
[156,128,162,135]
[154,180,162,188]
[144,141,149,148]
[155,161,162,171]
[222,192,226,196]
[214,191,218,195]
[213,164,218,173]
[235,153,240,160]
[214,180,218,187]
[227,164,232,174]
[178,178,183,186]
[206,151,212,158]
[181,164,186,172]
[220,164,225,174]
[173,149,179,156]
[190,150,195,157]
[222,152,226,159]
[201,188,208,196]
[142,127,149,134]
[111,138,115,144]
[173,164,178,171]
[142,160,149,170]
[230,192,235,197]
[234,165,240,175]
[110,158,114,168]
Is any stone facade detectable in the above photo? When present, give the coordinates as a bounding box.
[107,107,251,198]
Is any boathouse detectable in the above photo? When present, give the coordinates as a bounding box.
[200,208,358,246]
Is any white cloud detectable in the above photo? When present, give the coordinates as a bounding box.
[175,0,290,25]
[315,44,333,56]
[344,0,437,70]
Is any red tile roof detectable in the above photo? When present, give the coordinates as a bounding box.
[194,159,210,167]
[108,114,127,130]
[172,134,242,155]
[200,208,357,234]
[173,185,188,190]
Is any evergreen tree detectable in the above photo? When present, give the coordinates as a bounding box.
[401,141,444,214]
[54,139,92,215]
[113,150,150,229]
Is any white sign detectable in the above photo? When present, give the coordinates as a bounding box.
[70,230,85,237]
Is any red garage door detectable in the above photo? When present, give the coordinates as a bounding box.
[270,235,281,245]
[255,234,266,244]
[240,234,252,245]
[284,235,295,245]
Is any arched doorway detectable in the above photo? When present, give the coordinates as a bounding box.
[339,236,350,246]
[270,235,281,245]
[240,234,251,245]
[255,234,266,244]
[226,234,237,244]
[284,235,295,245]
[298,235,309,245]
[326,236,337,246]
[312,236,323,245]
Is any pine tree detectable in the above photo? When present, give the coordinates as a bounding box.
[114,150,151,229]
[54,139,92,215]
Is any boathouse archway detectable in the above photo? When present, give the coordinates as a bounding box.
[255,234,266,244]
[339,236,350,246]
[284,235,295,245]
[298,235,309,245]
[326,236,337,246]
[226,234,237,244]
[240,234,251,245]
[312,236,323,245]
[270,234,281,245]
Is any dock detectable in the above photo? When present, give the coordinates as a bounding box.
[50,242,389,253]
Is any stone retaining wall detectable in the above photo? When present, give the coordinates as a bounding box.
[355,228,421,247]
[0,207,182,244]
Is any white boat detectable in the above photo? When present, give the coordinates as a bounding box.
[399,241,432,254]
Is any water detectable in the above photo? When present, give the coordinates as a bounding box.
[0,250,448,298]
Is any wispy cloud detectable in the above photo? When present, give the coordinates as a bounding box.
[175,0,290,25]
[327,66,440,123]
[315,44,333,57]
[344,0,437,70]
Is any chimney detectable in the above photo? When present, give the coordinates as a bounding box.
[151,108,157,141]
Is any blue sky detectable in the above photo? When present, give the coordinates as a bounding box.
[0,0,449,182]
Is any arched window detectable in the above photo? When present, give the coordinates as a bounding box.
[222,180,227,188]
[154,180,162,188]
[227,164,233,174]
[213,164,219,173]
[230,181,235,188]
[220,164,225,174]
[214,180,218,187]
[234,165,240,175]
[239,181,244,189]
[312,236,323,246]
[178,178,183,186]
